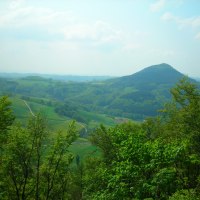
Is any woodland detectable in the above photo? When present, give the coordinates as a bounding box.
[1,78,200,199]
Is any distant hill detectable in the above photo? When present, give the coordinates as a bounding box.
[110,63,185,87]
[0,73,113,82]
[88,63,195,119]
[0,63,197,121]
[193,77,200,82]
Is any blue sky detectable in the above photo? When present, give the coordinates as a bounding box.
[0,0,200,76]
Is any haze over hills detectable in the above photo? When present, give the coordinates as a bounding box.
[0,73,113,82]
[0,63,197,122]
[193,77,200,82]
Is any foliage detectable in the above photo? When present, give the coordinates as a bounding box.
[0,111,78,200]
[0,96,15,142]
[1,77,200,199]
[83,79,200,199]
[169,189,200,200]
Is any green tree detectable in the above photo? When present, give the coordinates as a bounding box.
[83,79,200,199]
[0,96,15,199]
[0,113,78,200]
[0,96,15,143]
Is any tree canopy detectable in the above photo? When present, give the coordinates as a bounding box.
[1,79,200,199]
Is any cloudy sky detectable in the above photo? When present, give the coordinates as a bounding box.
[0,0,200,76]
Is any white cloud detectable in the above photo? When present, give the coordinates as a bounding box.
[9,0,25,10]
[161,12,200,29]
[161,12,200,40]
[0,5,74,28]
[189,17,200,28]
[161,12,177,21]
[195,32,200,40]
[0,2,148,55]
[61,20,122,45]
[150,0,166,12]
[0,3,123,46]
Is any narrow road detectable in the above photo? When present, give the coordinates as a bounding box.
[23,100,36,117]
[79,123,88,133]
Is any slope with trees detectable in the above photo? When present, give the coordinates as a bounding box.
[0,63,196,123]
[1,78,200,199]
[82,78,200,199]
[0,97,79,199]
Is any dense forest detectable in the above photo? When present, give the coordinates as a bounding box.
[1,78,200,199]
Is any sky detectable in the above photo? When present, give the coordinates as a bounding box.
[0,0,200,76]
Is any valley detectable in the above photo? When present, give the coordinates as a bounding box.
[0,63,194,130]
[1,63,200,199]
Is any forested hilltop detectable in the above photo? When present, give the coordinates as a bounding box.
[1,78,200,199]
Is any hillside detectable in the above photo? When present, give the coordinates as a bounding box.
[67,63,193,119]
[94,63,190,119]
[0,63,196,122]
[110,63,184,87]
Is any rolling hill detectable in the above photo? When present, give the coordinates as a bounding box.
[0,63,196,123]
[110,63,184,87]
[97,63,190,118]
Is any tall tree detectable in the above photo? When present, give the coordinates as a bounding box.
[0,96,15,144]
[0,112,78,200]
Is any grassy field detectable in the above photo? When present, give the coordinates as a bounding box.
[69,137,100,162]
[11,96,69,129]
[11,95,118,130]
[78,110,115,126]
